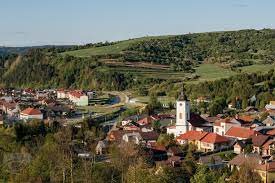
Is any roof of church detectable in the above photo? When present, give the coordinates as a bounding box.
[188,113,209,127]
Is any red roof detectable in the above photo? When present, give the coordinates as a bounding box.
[214,118,232,127]
[225,127,260,139]
[137,116,155,125]
[267,129,275,136]
[201,133,229,144]
[21,107,42,115]
[176,130,208,141]
[237,115,255,122]
[69,91,85,98]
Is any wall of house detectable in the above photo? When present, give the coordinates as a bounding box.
[20,114,43,120]
[234,145,242,154]
[200,142,214,152]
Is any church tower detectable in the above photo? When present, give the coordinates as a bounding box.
[166,87,191,137]
[175,91,190,135]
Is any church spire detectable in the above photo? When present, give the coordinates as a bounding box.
[178,84,188,101]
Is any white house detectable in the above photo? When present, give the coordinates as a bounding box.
[68,91,89,106]
[20,107,43,120]
[214,118,241,136]
[56,89,68,99]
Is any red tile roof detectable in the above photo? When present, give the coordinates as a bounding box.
[176,130,208,141]
[69,91,85,98]
[214,118,232,127]
[225,127,260,139]
[21,107,42,115]
[267,129,275,136]
[251,134,269,147]
[200,133,229,144]
[137,116,155,125]
[237,115,255,122]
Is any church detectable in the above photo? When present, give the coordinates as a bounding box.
[167,92,212,137]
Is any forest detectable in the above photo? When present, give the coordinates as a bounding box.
[124,29,275,71]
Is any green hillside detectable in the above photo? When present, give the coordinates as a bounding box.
[1,29,275,89]
[63,36,170,57]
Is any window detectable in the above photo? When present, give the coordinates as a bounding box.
[216,128,219,132]
[179,113,183,119]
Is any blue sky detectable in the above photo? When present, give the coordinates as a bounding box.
[0,0,274,46]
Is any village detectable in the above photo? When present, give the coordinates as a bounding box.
[0,87,275,182]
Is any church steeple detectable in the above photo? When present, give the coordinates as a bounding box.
[178,84,188,101]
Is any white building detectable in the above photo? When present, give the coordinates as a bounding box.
[56,89,68,99]
[20,107,43,120]
[167,92,190,137]
[214,118,241,136]
[68,91,89,106]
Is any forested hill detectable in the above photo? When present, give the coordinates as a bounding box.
[64,29,275,70]
[0,29,275,89]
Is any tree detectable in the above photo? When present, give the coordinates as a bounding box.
[190,165,217,183]
[157,134,175,147]
[238,163,262,183]
[152,120,161,131]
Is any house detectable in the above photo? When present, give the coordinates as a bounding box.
[229,153,275,182]
[176,131,230,152]
[263,116,275,127]
[96,140,107,155]
[214,118,241,136]
[255,161,275,183]
[167,146,183,157]
[236,114,255,123]
[137,116,157,126]
[56,89,68,99]
[251,134,270,154]
[123,121,140,131]
[140,132,159,144]
[233,140,248,154]
[20,107,43,120]
[122,131,159,145]
[203,116,221,124]
[147,142,167,161]
[199,132,230,152]
[1,101,19,117]
[176,130,208,146]
[245,106,258,113]
[107,130,138,142]
[225,126,260,140]
[68,91,88,106]
[267,129,275,136]
[262,140,275,156]
[198,155,226,169]
[228,153,262,171]
[266,101,275,111]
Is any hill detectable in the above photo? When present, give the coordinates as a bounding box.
[1,29,275,89]
[62,36,171,57]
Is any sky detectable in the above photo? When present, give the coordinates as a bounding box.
[0,0,274,46]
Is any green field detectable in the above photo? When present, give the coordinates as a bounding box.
[194,64,236,81]
[240,64,273,73]
[103,63,273,83]
[63,36,170,57]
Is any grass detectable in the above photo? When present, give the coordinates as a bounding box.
[192,64,236,83]
[240,64,274,73]
[104,63,273,83]
[134,96,175,104]
[62,36,170,57]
